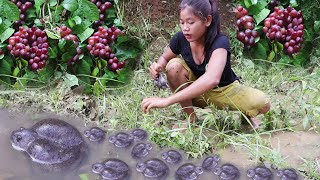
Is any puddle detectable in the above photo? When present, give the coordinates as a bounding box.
[0,108,317,180]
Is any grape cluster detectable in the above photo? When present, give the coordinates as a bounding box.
[283,7,304,55]
[90,0,113,29]
[262,7,286,42]
[7,27,48,70]
[56,25,83,65]
[86,26,125,72]
[263,6,304,55]
[10,0,33,30]
[234,6,259,48]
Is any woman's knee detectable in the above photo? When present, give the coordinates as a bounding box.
[259,101,271,114]
[166,61,188,79]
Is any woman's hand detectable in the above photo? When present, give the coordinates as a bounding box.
[141,97,171,113]
[149,62,164,79]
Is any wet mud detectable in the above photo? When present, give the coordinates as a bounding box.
[0,109,318,180]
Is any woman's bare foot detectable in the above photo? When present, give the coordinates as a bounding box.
[249,116,261,129]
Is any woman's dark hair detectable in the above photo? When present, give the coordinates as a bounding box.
[179,0,221,59]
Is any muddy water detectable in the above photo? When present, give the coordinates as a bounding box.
[0,108,318,180]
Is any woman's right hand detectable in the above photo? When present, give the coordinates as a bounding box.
[149,62,164,79]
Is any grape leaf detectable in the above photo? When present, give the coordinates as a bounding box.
[250,0,258,5]
[63,73,79,88]
[244,0,252,8]
[279,55,291,64]
[78,27,94,43]
[76,57,92,93]
[248,1,268,16]
[93,81,104,96]
[49,0,58,7]
[0,0,19,22]
[49,46,58,59]
[34,0,45,16]
[71,19,92,34]
[76,57,91,75]
[0,28,14,43]
[252,42,267,60]
[0,56,13,84]
[73,0,99,22]
[290,0,298,7]
[253,8,270,25]
[45,29,60,40]
[314,21,320,32]
[292,50,309,66]
[61,52,74,62]
[37,64,55,82]
[267,51,275,61]
[61,0,78,12]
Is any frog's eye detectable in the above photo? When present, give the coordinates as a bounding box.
[16,135,22,142]
[146,143,152,150]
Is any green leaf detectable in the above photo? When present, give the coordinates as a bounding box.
[248,1,268,16]
[93,81,105,96]
[76,57,91,75]
[71,19,92,34]
[49,46,58,59]
[58,39,67,50]
[0,28,14,43]
[79,173,90,180]
[49,0,58,6]
[63,73,79,88]
[45,29,60,39]
[252,42,267,60]
[73,0,99,22]
[114,18,122,27]
[61,52,74,62]
[61,0,78,12]
[253,8,270,25]
[0,0,20,22]
[26,8,37,18]
[250,0,258,5]
[244,0,252,8]
[34,19,42,27]
[279,55,291,64]
[276,42,283,52]
[53,6,64,23]
[290,0,298,7]
[68,16,82,27]
[267,51,275,61]
[314,21,320,32]
[76,57,92,93]
[0,56,13,84]
[116,69,129,83]
[37,65,55,82]
[34,0,45,16]
[73,16,82,24]
[292,50,309,66]
[78,27,94,43]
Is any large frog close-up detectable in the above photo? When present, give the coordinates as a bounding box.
[10,118,88,173]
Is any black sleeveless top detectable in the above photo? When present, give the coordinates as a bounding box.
[169,31,239,87]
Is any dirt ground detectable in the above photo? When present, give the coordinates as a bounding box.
[124,0,235,37]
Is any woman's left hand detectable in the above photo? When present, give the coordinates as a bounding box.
[141,97,170,113]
